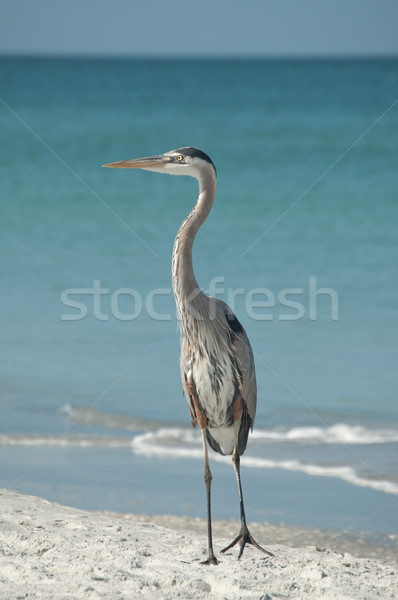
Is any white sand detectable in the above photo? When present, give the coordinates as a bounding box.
[0,489,396,600]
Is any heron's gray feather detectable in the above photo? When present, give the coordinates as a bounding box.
[178,296,257,455]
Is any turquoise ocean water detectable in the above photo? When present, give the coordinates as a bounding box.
[1,57,398,539]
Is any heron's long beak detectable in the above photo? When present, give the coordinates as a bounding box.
[103,155,169,170]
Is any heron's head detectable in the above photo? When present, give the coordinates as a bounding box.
[104,147,216,181]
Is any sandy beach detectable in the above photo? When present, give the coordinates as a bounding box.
[1,489,396,599]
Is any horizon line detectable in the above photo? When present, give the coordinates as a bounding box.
[1,51,398,61]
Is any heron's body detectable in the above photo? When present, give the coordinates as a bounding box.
[105,147,273,564]
[179,296,252,457]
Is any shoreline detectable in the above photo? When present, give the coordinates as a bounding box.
[1,489,397,599]
[127,513,398,564]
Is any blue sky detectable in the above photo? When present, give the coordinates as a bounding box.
[1,0,398,57]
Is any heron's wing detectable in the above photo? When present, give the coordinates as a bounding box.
[180,337,198,428]
[225,309,257,426]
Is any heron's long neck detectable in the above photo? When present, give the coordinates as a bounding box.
[172,171,216,324]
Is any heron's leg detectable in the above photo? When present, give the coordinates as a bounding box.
[221,420,274,559]
[200,427,219,565]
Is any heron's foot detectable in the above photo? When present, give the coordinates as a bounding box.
[201,551,219,566]
[221,524,274,560]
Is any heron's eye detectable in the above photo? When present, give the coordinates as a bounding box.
[176,154,184,162]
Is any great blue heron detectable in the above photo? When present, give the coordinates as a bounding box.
[104,147,273,565]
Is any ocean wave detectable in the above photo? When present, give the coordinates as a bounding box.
[3,422,398,496]
[251,423,398,445]
[130,428,398,496]
[0,433,131,448]
[61,404,398,446]
[130,422,398,447]
[60,403,168,431]
[131,428,204,459]
[4,421,398,451]
[240,456,398,495]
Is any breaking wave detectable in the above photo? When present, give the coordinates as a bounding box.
[3,407,398,496]
[130,427,398,496]
[250,423,398,445]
